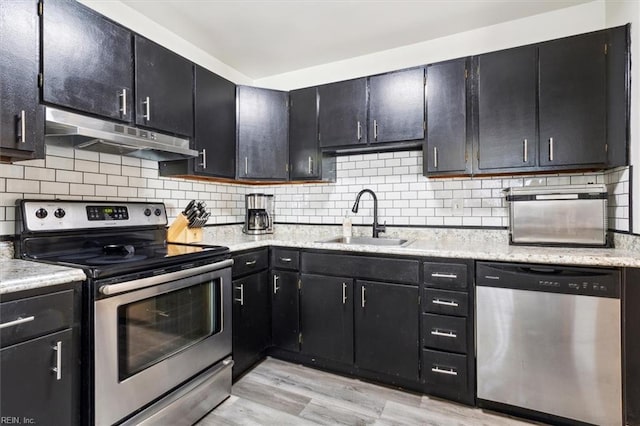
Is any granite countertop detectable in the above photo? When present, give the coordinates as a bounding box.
[0,259,87,295]
[202,232,640,268]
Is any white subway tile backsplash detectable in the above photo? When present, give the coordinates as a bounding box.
[24,167,55,181]
[56,170,83,183]
[40,181,70,195]
[7,179,39,193]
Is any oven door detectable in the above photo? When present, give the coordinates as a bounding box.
[94,259,232,426]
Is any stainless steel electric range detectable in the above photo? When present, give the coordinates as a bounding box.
[15,199,234,426]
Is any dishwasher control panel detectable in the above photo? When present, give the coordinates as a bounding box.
[477,262,620,298]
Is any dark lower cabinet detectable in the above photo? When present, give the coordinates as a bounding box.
[42,0,133,122]
[271,270,300,351]
[355,280,419,382]
[0,0,43,161]
[299,274,353,364]
[232,271,271,379]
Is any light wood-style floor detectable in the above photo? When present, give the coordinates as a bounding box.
[196,357,541,425]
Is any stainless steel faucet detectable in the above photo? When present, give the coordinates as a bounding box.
[352,189,386,238]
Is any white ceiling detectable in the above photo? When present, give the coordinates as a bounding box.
[120,0,593,80]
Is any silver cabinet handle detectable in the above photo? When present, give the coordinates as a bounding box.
[279,257,292,263]
[373,119,378,141]
[245,260,257,266]
[431,329,457,338]
[199,149,207,169]
[549,137,554,161]
[523,139,528,163]
[431,272,457,279]
[244,157,248,175]
[433,146,438,168]
[357,121,362,141]
[342,282,347,304]
[0,315,35,329]
[234,283,244,306]
[273,275,280,294]
[143,96,151,121]
[361,286,366,308]
[120,89,127,116]
[308,156,313,175]
[431,366,458,376]
[18,110,26,143]
[432,299,458,307]
[52,341,62,380]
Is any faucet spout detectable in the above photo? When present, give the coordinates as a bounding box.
[351,189,386,238]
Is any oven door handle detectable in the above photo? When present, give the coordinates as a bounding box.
[99,259,233,296]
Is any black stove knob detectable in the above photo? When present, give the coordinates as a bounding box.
[154,208,162,216]
[35,208,48,219]
[144,208,152,217]
[54,208,66,219]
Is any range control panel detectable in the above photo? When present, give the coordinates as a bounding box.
[20,200,167,231]
[477,262,620,299]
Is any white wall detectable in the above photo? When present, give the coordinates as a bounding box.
[254,1,606,90]
[79,0,252,85]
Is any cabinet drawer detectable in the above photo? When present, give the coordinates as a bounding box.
[422,314,467,354]
[423,288,468,317]
[271,248,299,271]
[423,262,468,289]
[422,349,468,392]
[232,248,269,278]
[0,290,74,348]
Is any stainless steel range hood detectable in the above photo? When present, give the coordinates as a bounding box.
[45,107,197,161]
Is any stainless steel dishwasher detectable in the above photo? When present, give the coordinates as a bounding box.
[476,262,621,426]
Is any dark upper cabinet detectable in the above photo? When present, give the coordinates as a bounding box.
[42,0,133,122]
[134,35,193,137]
[318,78,367,148]
[193,65,236,178]
[369,67,425,144]
[289,87,321,180]
[237,86,289,180]
[606,25,630,168]
[271,270,299,351]
[355,280,419,381]
[424,58,469,175]
[300,274,353,365]
[0,0,44,161]
[538,31,606,167]
[476,46,537,171]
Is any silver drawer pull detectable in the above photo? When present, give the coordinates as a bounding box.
[431,273,458,279]
[120,89,127,116]
[143,96,151,121]
[279,257,292,263]
[484,275,500,280]
[52,341,62,380]
[18,110,26,143]
[431,330,457,338]
[342,282,347,304]
[0,315,35,329]
[432,299,458,307]
[234,283,244,306]
[199,149,207,169]
[273,275,280,294]
[245,260,257,266]
[431,366,458,376]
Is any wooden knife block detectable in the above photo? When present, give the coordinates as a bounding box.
[167,213,203,243]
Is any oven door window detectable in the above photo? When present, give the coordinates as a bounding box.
[117,279,221,381]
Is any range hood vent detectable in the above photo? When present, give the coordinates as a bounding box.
[44,107,197,161]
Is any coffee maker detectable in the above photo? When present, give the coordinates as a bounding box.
[243,193,274,234]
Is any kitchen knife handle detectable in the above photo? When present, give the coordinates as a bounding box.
[143,96,151,121]
[120,89,127,116]
[199,149,207,169]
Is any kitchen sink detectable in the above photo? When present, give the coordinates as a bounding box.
[318,236,411,246]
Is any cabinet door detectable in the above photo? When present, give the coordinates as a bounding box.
[369,67,425,144]
[539,32,606,167]
[300,274,353,364]
[271,270,299,351]
[425,58,469,174]
[237,86,289,180]
[605,25,629,168]
[0,0,43,159]
[1,329,75,425]
[289,88,320,180]
[477,47,537,170]
[318,78,367,148]
[42,0,133,122]
[232,271,270,378]
[194,65,236,178]
[134,35,193,137]
[355,280,419,381]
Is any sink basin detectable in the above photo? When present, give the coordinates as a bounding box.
[319,236,411,246]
